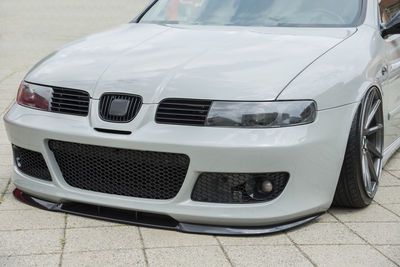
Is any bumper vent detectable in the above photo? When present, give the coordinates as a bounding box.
[51,87,90,116]
[12,145,52,181]
[48,140,190,200]
[156,99,212,126]
[192,172,289,204]
[99,94,142,123]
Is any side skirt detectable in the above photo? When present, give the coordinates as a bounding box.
[383,135,400,166]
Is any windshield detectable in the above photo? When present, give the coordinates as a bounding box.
[140,0,363,27]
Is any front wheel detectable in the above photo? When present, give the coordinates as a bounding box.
[333,87,384,208]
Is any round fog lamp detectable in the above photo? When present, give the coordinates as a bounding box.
[261,180,273,193]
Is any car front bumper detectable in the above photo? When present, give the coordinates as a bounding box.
[4,102,358,231]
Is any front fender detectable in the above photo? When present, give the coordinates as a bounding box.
[278,25,385,111]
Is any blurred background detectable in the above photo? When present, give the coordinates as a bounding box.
[0,0,148,98]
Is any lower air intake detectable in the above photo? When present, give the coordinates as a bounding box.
[192,172,289,204]
[48,140,190,200]
[12,145,52,181]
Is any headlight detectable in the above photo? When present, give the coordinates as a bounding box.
[205,101,317,128]
[17,82,52,111]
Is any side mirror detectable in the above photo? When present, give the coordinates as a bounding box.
[382,11,400,37]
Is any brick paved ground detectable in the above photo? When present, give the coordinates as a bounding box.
[0,1,399,266]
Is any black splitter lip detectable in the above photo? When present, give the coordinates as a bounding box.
[13,188,322,236]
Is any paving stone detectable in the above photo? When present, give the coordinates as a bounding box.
[381,171,400,186]
[388,170,400,178]
[0,144,12,157]
[62,249,146,267]
[287,223,365,245]
[146,246,230,267]
[0,164,12,180]
[0,229,62,256]
[140,227,218,248]
[0,156,12,166]
[0,120,6,130]
[0,192,33,210]
[376,245,400,265]
[301,245,396,267]
[4,182,16,194]
[64,226,142,253]
[330,204,399,222]
[384,204,400,217]
[385,158,400,171]
[0,209,65,230]
[346,223,400,245]
[314,213,338,223]
[67,214,119,229]
[0,253,60,267]
[375,187,400,204]
[390,152,400,159]
[0,135,10,146]
[0,179,9,194]
[217,233,291,246]
[225,245,313,267]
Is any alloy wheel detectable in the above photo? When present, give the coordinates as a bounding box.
[360,88,384,198]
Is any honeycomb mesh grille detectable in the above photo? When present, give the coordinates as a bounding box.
[192,172,289,204]
[48,140,190,200]
[156,99,212,126]
[12,145,52,181]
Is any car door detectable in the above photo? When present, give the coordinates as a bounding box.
[380,0,400,148]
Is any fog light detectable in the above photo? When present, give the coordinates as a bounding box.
[192,172,289,203]
[261,180,273,193]
[245,178,275,201]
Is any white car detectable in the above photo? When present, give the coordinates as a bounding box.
[4,0,400,235]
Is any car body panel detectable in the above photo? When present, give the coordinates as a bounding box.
[4,102,358,226]
[25,24,170,93]
[25,24,356,103]
[382,32,400,148]
[278,26,384,113]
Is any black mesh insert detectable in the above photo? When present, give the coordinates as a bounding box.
[12,145,52,181]
[192,172,289,204]
[48,140,190,200]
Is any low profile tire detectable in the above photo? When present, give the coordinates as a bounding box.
[333,87,384,208]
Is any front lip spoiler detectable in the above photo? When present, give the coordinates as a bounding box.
[13,188,322,236]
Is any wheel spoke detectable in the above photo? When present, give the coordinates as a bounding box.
[362,153,372,190]
[365,99,381,130]
[364,124,383,136]
[366,140,383,159]
[358,89,383,197]
[366,151,378,182]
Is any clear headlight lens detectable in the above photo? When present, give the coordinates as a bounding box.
[205,101,317,128]
[17,82,52,111]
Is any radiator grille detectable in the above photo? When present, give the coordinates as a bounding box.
[156,99,212,126]
[192,172,289,204]
[12,145,52,181]
[51,87,90,116]
[99,94,142,123]
[48,140,190,200]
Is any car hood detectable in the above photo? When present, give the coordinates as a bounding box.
[25,24,356,103]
